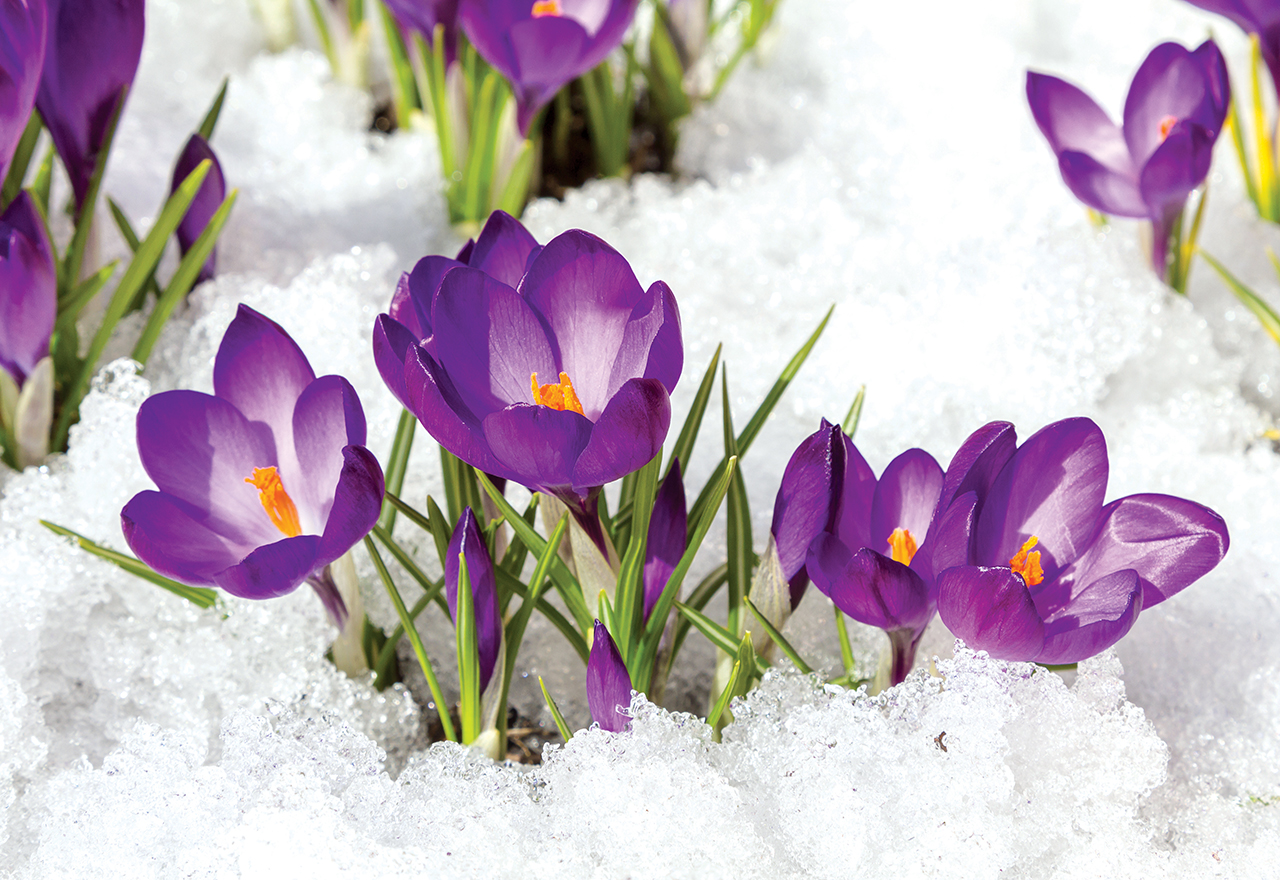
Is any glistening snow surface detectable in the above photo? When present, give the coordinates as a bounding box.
[2,0,1278,876]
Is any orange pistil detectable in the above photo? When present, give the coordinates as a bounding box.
[1008,536,1044,587]
[530,371,585,415]
[531,0,562,16]
[244,466,302,537]
[887,527,918,566]
[1158,114,1178,141]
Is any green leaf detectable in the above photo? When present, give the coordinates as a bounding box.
[833,603,856,679]
[666,343,721,478]
[62,85,128,289]
[842,385,866,438]
[378,410,417,532]
[1,110,43,207]
[539,676,573,742]
[1199,249,1280,347]
[493,566,589,664]
[382,489,435,534]
[455,548,483,743]
[377,3,420,129]
[132,189,240,365]
[706,633,758,737]
[31,143,53,217]
[106,198,162,312]
[197,78,231,141]
[56,261,118,324]
[745,597,812,674]
[612,452,661,661]
[363,535,457,742]
[53,159,213,450]
[304,0,340,74]
[674,601,768,676]
[425,495,454,570]
[667,562,728,667]
[40,520,217,608]
[721,367,751,640]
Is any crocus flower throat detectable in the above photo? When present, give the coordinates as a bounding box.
[244,466,302,538]
[530,371,584,415]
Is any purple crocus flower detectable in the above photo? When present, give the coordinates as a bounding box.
[586,619,632,732]
[642,461,686,622]
[935,418,1229,665]
[445,506,503,692]
[1026,40,1229,280]
[373,212,681,552]
[382,0,460,60]
[121,305,385,625]
[35,0,145,211]
[0,192,56,389]
[804,437,950,688]
[170,133,227,285]
[459,0,641,135]
[1182,1,1280,89]
[0,0,47,183]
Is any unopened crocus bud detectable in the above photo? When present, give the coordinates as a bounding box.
[586,619,632,732]
[642,461,687,621]
[170,134,227,285]
[445,506,502,692]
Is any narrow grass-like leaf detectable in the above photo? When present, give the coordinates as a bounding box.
[425,495,454,570]
[612,452,661,659]
[378,409,417,531]
[62,86,126,289]
[304,0,340,73]
[363,535,456,741]
[31,143,53,216]
[745,597,812,674]
[54,160,212,449]
[383,490,434,534]
[56,261,118,322]
[1199,249,1280,346]
[474,469,593,635]
[373,591,432,689]
[107,197,162,310]
[377,4,419,129]
[41,520,217,608]
[133,189,239,365]
[842,385,866,438]
[539,676,573,742]
[721,367,751,639]
[370,524,448,613]
[197,77,230,141]
[674,601,768,675]
[495,139,535,216]
[1,111,42,206]
[706,634,757,738]
[455,550,482,743]
[493,566,588,663]
[666,343,721,478]
[667,563,728,667]
[502,513,572,699]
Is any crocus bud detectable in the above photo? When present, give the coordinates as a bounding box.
[445,507,502,692]
[170,134,227,285]
[642,460,687,622]
[586,619,632,732]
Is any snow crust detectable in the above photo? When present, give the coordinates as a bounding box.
[3,0,1280,875]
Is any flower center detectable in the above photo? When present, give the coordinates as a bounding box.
[530,371,585,415]
[244,466,302,537]
[887,527,918,566]
[1008,536,1044,587]
[1158,114,1178,141]
[531,0,562,16]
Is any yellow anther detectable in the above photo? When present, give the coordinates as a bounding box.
[887,527,918,566]
[1158,114,1178,141]
[530,371,585,416]
[1009,536,1044,587]
[244,466,302,537]
[531,0,562,16]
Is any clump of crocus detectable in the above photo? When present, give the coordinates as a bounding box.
[935,418,1229,664]
[121,305,384,635]
[36,0,145,211]
[458,0,641,135]
[587,619,633,732]
[170,133,227,285]
[372,211,681,557]
[1026,40,1228,289]
[0,0,47,182]
[0,192,57,470]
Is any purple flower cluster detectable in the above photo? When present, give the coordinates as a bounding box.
[770,417,1228,684]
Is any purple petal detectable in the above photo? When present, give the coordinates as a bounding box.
[1026,71,1133,174]
[1123,43,1215,166]
[571,377,670,492]
[0,0,45,184]
[807,538,933,634]
[611,279,683,398]
[467,210,540,288]
[372,313,418,409]
[770,420,844,586]
[36,0,145,209]
[445,508,502,691]
[939,420,1016,512]
[975,417,1109,581]
[482,402,593,493]
[432,266,557,413]
[135,389,281,548]
[587,620,633,732]
[212,534,323,600]
[1191,40,1231,131]
[643,460,687,621]
[869,448,943,550]
[913,489,978,591]
[213,305,316,482]
[315,445,385,566]
[1034,569,1143,665]
[935,565,1046,661]
[1138,120,1213,220]
[519,229,649,418]
[121,489,253,584]
[404,255,465,336]
[1053,493,1229,610]
[388,272,422,339]
[290,376,368,531]
[170,133,227,284]
[1057,150,1148,217]
[0,193,57,385]
[403,343,512,479]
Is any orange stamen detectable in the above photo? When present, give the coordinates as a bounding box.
[244,466,302,537]
[887,527,918,566]
[1158,114,1178,141]
[531,0,562,16]
[530,371,585,416]
[1009,536,1044,587]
